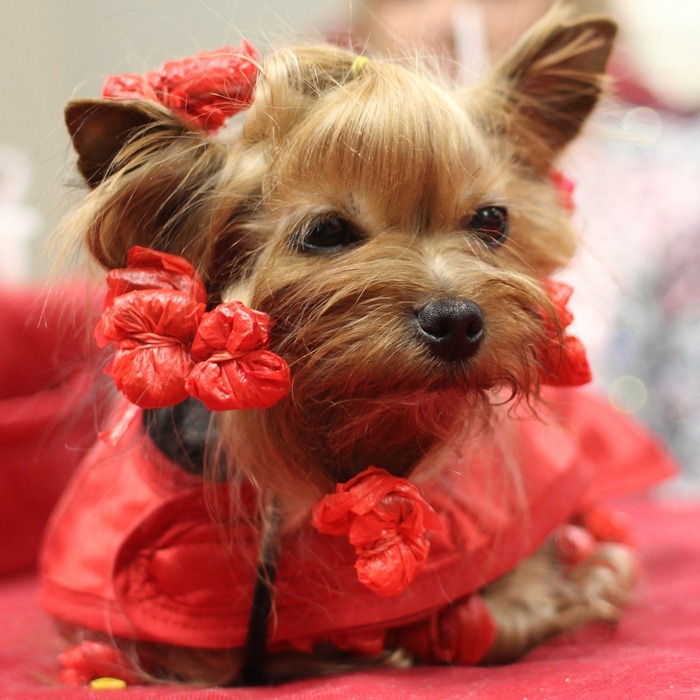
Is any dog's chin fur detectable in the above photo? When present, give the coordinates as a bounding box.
[55,6,633,686]
[222,386,484,497]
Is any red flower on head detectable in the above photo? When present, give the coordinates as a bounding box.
[312,467,441,597]
[102,41,259,133]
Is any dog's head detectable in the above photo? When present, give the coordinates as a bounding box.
[63,11,615,498]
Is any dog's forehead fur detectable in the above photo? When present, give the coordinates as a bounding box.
[267,65,501,232]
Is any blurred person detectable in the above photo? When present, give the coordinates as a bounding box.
[579,99,700,493]
[348,0,554,81]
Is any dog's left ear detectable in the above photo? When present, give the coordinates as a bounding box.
[478,12,617,170]
[65,98,197,188]
[63,98,233,277]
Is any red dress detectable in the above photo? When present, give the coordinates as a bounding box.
[39,388,674,662]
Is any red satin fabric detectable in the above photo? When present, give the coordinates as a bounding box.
[39,388,674,656]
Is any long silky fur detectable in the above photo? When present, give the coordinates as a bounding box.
[54,6,626,685]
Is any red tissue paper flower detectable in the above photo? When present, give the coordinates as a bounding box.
[58,640,145,686]
[95,247,206,408]
[102,40,259,133]
[96,246,291,411]
[312,467,442,597]
[538,279,592,387]
[555,507,634,568]
[187,302,291,411]
[100,246,207,309]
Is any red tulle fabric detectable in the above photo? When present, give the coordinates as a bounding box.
[102,41,259,133]
[95,246,290,411]
[539,279,592,387]
[312,467,442,597]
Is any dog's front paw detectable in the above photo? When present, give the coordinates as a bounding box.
[480,541,638,664]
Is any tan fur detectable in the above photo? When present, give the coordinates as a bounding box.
[56,7,627,685]
[482,543,637,664]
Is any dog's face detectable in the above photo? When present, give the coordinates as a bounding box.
[63,11,615,499]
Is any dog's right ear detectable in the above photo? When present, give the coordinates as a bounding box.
[468,11,617,172]
[65,98,191,187]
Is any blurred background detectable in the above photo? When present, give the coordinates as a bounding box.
[0,0,336,281]
[1,0,700,489]
[2,0,699,277]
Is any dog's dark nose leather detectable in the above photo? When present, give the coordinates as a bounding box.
[416,298,485,361]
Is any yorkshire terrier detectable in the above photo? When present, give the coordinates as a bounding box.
[40,8,648,687]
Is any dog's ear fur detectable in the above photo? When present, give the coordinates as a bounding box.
[63,98,231,275]
[474,12,616,170]
[65,99,190,187]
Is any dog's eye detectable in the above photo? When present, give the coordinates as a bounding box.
[465,206,509,248]
[300,216,361,253]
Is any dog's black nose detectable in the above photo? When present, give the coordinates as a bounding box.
[415,298,485,362]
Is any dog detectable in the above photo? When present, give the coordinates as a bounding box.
[40,7,655,687]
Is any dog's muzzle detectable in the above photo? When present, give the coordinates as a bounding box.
[415,298,485,362]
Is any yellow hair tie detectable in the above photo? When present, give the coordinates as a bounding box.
[89,677,128,690]
[350,55,369,79]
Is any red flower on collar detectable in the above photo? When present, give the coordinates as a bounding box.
[539,279,592,387]
[312,467,442,597]
[96,246,290,411]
